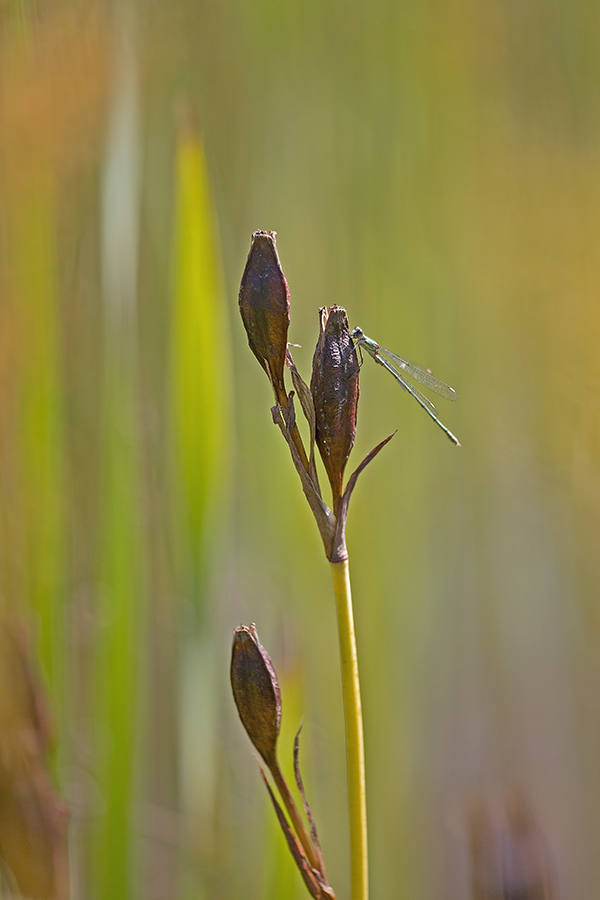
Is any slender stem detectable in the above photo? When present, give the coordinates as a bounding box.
[269,758,321,872]
[275,385,311,473]
[289,421,310,472]
[330,559,368,900]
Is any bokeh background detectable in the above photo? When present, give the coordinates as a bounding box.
[1,0,600,897]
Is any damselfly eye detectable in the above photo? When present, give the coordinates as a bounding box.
[351,327,364,340]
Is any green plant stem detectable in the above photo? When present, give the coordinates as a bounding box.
[330,558,368,900]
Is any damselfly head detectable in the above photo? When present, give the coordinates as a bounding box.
[351,326,364,341]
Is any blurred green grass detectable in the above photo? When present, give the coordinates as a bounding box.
[1,0,600,897]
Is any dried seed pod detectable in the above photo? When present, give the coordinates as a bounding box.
[238,231,290,406]
[230,626,337,898]
[311,306,359,513]
[230,624,281,766]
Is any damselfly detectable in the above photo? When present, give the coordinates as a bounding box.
[351,327,460,446]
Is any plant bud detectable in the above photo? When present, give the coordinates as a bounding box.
[311,306,359,513]
[238,231,290,405]
[230,624,281,765]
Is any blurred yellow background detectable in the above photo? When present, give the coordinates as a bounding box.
[1,0,599,897]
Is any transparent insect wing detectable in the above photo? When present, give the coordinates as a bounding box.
[377,347,459,401]
[385,365,440,414]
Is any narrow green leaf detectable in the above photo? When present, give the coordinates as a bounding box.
[170,122,232,601]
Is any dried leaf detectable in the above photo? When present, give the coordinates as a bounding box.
[271,399,337,557]
[286,349,321,491]
[258,766,326,899]
[293,725,326,876]
[329,432,396,563]
[260,765,336,900]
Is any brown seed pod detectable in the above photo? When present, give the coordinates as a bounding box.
[238,231,290,407]
[230,624,281,766]
[311,306,360,514]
